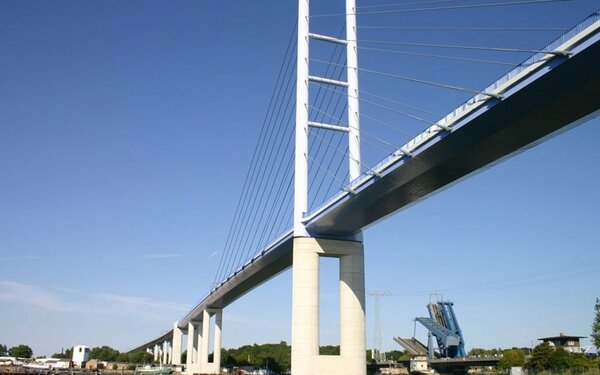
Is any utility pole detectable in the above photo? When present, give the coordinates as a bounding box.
[367,290,392,362]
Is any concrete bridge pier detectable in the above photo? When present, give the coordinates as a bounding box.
[167,341,172,364]
[153,344,159,362]
[162,341,168,364]
[185,321,200,372]
[200,309,222,374]
[183,309,222,374]
[172,321,183,365]
[291,237,366,375]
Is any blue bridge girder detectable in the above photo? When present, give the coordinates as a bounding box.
[420,301,466,359]
[416,317,461,356]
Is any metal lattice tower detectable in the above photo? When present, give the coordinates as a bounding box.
[368,290,391,362]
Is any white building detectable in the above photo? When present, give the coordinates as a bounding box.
[538,334,586,354]
[72,345,90,368]
[0,357,23,366]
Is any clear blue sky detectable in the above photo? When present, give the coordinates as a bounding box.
[1,0,599,357]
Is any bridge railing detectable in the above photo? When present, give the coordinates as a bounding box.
[304,9,600,226]
[170,6,600,334]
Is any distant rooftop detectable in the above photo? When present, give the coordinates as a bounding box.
[538,333,586,341]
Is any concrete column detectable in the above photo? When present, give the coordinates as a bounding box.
[167,341,172,364]
[339,241,366,371]
[172,322,183,365]
[213,309,223,368]
[291,238,320,374]
[195,321,202,364]
[291,237,366,375]
[153,344,159,362]
[200,310,211,366]
[162,341,168,364]
[186,322,195,367]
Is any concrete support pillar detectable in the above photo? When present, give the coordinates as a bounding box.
[183,309,222,375]
[196,321,203,364]
[213,309,223,368]
[200,310,210,366]
[167,341,172,364]
[186,322,196,367]
[339,244,366,367]
[153,344,159,362]
[291,237,366,375]
[172,322,183,365]
[162,341,168,364]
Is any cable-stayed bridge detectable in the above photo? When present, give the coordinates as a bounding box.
[130,2,600,374]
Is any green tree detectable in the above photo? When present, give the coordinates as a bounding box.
[319,345,340,355]
[467,347,505,357]
[569,353,592,371]
[51,348,73,359]
[221,341,291,372]
[548,348,571,370]
[384,350,408,361]
[592,297,600,349]
[527,342,552,370]
[89,346,120,362]
[134,351,154,364]
[468,348,490,356]
[0,344,7,356]
[498,349,526,369]
[8,345,33,358]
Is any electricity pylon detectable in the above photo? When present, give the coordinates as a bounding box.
[367,290,392,362]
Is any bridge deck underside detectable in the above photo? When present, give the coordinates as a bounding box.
[181,36,600,329]
[306,39,600,237]
[131,22,600,352]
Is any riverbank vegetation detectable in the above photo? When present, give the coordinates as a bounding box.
[2,341,596,374]
[468,345,598,372]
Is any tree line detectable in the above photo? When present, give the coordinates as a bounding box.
[217,343,600,373]
[2,297,599,371]
[0,344,33,358]
[468,346,598,371]
[0,344,152,364]
[84,346,154,364]
[2,342,598,373]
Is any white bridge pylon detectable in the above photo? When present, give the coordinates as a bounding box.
[294,0,361,237]
[293,0,367,374]
[145,1,367,374]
